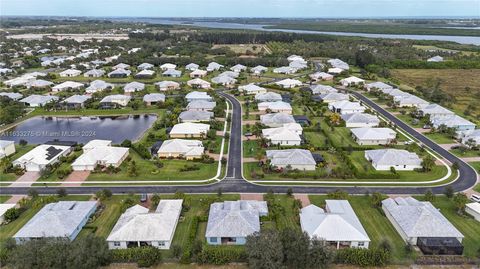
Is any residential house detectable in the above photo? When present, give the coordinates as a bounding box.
[206,62,223,72]
[27,79,54,89]
[20,95,59,107]
[273,67,296,75]
[340,76,365,87]
[143,93,166,106]
[427,56,444,62]
[258,101,293,114]
[113,63,130,70]
[157,139,204,159]
[260,113,296,127]
[211,75,237,86]
[419,104,454,119]
[52,81,84,92]
[250,65,268,75]
[187,78,211,89]
[319,92,349,103]
[100,95,131,107]
[255,92,282,102]
[365,149,422,171]
[186,100,216,111]
[365,82,393,92]
[300,200,370,249]
[185,91,213,102]
[63,95,91,109]
[179,110,214,122]
[155,81,180,91]
[169,122,210,138]
[394,94,429,108]
[138,63,154,70]
[124,82,145,93]
[186,63,199,71]
[341,113,380,128]
[0,92,23,101]
[84,69,105,78]
[328,58,349,70]
[262,124,302,146]
[13,144,72,171]
[72,140,129,171]
[266,149,317,171]
[230,64,247,73]
[189,69,207,78]
[239,84,267,95]
[309,72,334,81]
[0,140,15,159]
[160,63,176,71]
[329,100,366,115]
[86,80,114,93]
[430,115,476,131]
[59,69,81,77]
[287,55,306,62]
[108,68,131,78]
[351,127,397,145]
[465,203,480,222]
[289,60,308,70]
[206,201,268,245]
[162,69,182,78]
[460,129,480,147]
[328,67,344,75]
[135,70,155,79]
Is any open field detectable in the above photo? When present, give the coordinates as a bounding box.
[211,44,270,54]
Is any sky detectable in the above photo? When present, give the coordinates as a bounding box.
[1,0,479,18]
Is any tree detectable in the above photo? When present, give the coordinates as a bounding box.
[421,155,435,172]
[286,188,293,197]
[150,193,161,207]
[424,189,435,202]
[280,228,309,269]
[370,192,385,208]
[452,193,469,214]
[444,186,454,199]
[27,189,38,199]
[3,207,20,223]
[245,230,283,269]
[56,188,67,197]
[127,160,138,177]
[307,238,334,269]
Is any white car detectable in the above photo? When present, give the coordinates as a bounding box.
[471,194,480,203]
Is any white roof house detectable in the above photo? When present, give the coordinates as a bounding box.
[14,201,97,243]
[5,75,36,87]
[63,95,91,106]
[108,68,131,78]
[262,124,302,146]
[212,75,237,86]
[162,69,182,77]
[394,94,429,108]
[113,63,130,69]
[135,69,155,78]
[186,63,199,71]
[419,104,454,118]
[86,80,114,93]
[107,200,183,249]
[160,63,176,70]
[72,141,129,171]
[186,100,216,111]
[239,84,267,95]
[189,69,208,78]
[185,91,212,102]
[328,67,344,74]
[52,81,84,92]
[0,140,15,159]
[143,93,166,105]
[258,101,292,114]
[275,78,303,89]
[427,56,444,62]
[266,149,317,171]
[340,76,365,86]
[273,66,296,74]
[319,92,349,103]
[328,58,349,70]
[465,203,480,222]
[300,200,370,249]
[170,122,210,138]
[27,79,54,89]
[20,95,59,107]
[287,55,306,62]
[84,69,105,78]
[157,139,204,159]
[430,115,476,131]
[365,82,393,92]
[289,60,308,70]
[138,62,154,70]
[206,200,268,245]
[206,62,224,72]
[124,81,145,93]
[59,69,82,77]
[365,149,422,171]
[179,110,214,122]
[100,95,131,107]
[309,72,334,81]
[155,81,180,91]
[341,113,380,128]
[230,64,247,73]
[382,197,464,245]
[187,78,211,89]
[351,127,397,145]
[250,65,268,74]
[329,100,366,115]
[255,92,282,102]
[260,113,296,127]
[461,129,480,147]
[0,92,23,100]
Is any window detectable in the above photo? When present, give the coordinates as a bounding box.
[158,241,165,246]
[210,237,217,243]
[113,242,120,247]
[358,242,365,247]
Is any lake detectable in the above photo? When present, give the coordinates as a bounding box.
[0,115,157,144]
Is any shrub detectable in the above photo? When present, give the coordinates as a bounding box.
[196,245,247,265]
[111,246,162,267]
[335,248,391,267]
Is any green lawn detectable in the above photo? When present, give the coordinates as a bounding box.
[450,148,480,158]
[243,140,265,158]
[304,131,329,148]
[424,132,455,144]
[40,150,83,182]
[268,195,301,230]
[0,196,11,203]
[0,144,36,182]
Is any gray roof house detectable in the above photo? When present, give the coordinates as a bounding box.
[309,84,337,95]
[63,95,92,108]
[341,113,380,128]
[206,200,268,245]
[255,92,282,102]
[365,81,393,92]
[430,115,476,131]
[0,92,23,100]
[179,110,214,123]
[84,69,105,78]
[14,201,97,243]
[365,149,422,171]
[124,81,145,93]
[211,75,237,86]
[162,69,182,78]
[266,149,317,171]
[20,95,59,107]
[108,68,131,78]
[260,112,296,127]
[419,104,454,118]
[186,100,216,111]
[143,93,166,105]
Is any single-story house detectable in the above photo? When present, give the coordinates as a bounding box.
[187,78,211,89]
[262,123,302,146]
[160,63,176,71]
[211,75,236,86]
[169,122,210,138]
[289,60,308,70]
[419,104,454,118]
[100,95,132,107]
[288,55,306,63]
[107,200,183,250]
[309,84,337,95]
[52,81,84,92]
[328,67,344,75]
[138,62,154,70]
[239,84,267,95]
[157,139,204,160]
[20,95,59,107]
[258,101,292,114]
[143,93,166,106]
[365,149,422,171]
[59,69,81,77]
[72,140,129,171]
[328,58,349,70]
[206,201,268,245]
[185,91,213,102]
[189,69,207,78]
[230,64,247,73]
[364,82,393,92]
[427,56,444,62]
[186,100,216,111]
[273,66,296,75]
[63,95,92,108]
[250,65,268,75]
[135,69,155,79]
[275,78,302,89]
[382,197,464,255]
[86,80,114,94]
[319,92,349,103]
[465,203,480,222]
[430,115,476,131]
[0,140,16,159]
[300,200,370,249]
[113,63,130,70]
[219,71,240,79]
[394,94,429,108]
[461,129,480,147]
[179,110,214,123]
[155,81,180,91]
[266,149,317,171]
[309,72,334,81]
[13,144,72,172]
[260,113,296,127]
[0,92,23,101]
[255,92,282,102]
[108,68,131,78]
[27,79,54,89]
[340,76,365,86]
[341,113,380,128]
[14,201,97,243]
[162,69,182,78]
[351,127,397,145]
[186,63,199,71]
[206,62,223,72]
[124,82,145,93]
[328,100,366,115]
[84,69,105,78]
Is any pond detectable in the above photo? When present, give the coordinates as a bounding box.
[0,115,157,144]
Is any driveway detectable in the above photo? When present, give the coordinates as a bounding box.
[9,172,40,187]
[61,171,90,187]
[294,194,310,207]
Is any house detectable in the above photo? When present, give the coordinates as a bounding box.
[262,124,302,146]
[169,122,210,138]
[185,91,213,102]
[179,110,214,122]
[328,58,349,70]
[100,95,131,107]
[273,67,296,74]
[419,104,454,118]
[155,81,180,91]
[340,76,365,86]
[289,60,308,70]
[300,200,370,249]
[27,79,54,89]
[365,149,422,171]
[239,84,267,95]
[250,65,268,75]
[351,127,396,145]
[72,140,129,171]
[255,92,282,102]
[20,95,59,107]
[187,78,211,89]
[206,62,223,72]
[13,144,72,171]
[0,92,23,101]
[13,201,97,243]
[84,69,105,78]
[52,81,84,92]
[157,139,204,159]
[287,55,306,62]
[63,95,92,108]
[220,71,240,79]
[430,115,476,131]
[59,69,81,77]
[329,101,366,115]
[206,201,268,245]
[86,80,114,93]
[465,203,480,222]
[4,75,36,87]
[162,69,182,78]
[266,149,317,171]
[212,75,237,86]
[382,197,464,255]
[394,94,429,108]
[0,68,13,76]
[186,100,216,111]
[261,113,296,127]
[138,63,154,70]
[0,204,16,224]
[258,101,292,114]
[189,69,207,78]
[124,82,145,93]
[160,63,176,71]
[328,67,344,75]
[319,92,349,103]
[135,69,155,79]
[143,93,166,106]
[309,72,334,81]
[108,68,131,78]
[113,63,130,70]
[341,113,380,128]
[230,64,247,73]
[0,140,15,159]
[461,129,480,147]
[276,78,302,89]
[427,56,444,62]
[186,63,199,71]
[107,200,183,250]
[364,82,391,92]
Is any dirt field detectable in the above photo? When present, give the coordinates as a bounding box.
[212,44,271,55]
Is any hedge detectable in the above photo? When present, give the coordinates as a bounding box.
[196,245,247,265]
[110,246,163,267]
[180,216,200,264]
[335,248,391,267]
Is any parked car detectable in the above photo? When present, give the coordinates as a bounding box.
[471,194,480,203]
[140,193,148,202]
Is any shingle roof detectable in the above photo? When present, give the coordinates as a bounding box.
[351,128,396,140]
[260,113,296,125]
[179,110,214,121]
[341,113,380,125]
[266,149,316,166]
[365,149,422,166]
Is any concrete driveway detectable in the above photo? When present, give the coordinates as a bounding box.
[61,171,90,187]
[9,172,40,187]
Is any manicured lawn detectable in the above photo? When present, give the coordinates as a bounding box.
[0,196,11,203]
[268,195,301,230]
[319,120,357,147]
[304,131,329,147]
[450,148,480,158]
[424,132,455,144]
[243,140,265,158]
[0,144,36,182]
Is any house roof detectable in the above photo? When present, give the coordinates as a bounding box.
[431,115,476,128]
[260,113,296,125]
[206,200,268,238]
[187,78,211,87]
[251,65,268,72]
[341,113,380,124]
[14,201,97,239]
[365,149,422,167]
[20,95,58,105]
[262,126,301,142]
[366,81,393,90]
[107,200,183,242]
[310,84,337,95]
[179,110,214,121]
[341,76,365,84]
[108,68,131,76]
[239,84,266,93]
[83,139,112,151]
[212,75,236,84]
[155,81,180,89]
[186,63,199,69]
[319,92,349,102]
[186,100,216,110]
[84,69,105,76]
[351,127,396,140]
[157,139,204,156]
[258,101,292,111]
[466,203,480,214]
[53,81,84,90]
[138,63,154,69]
[162,69,182,76]
[275,78,302,87]
[394,94,428,105]
[86,80,114,92]
[0,92,23,100]
[419,104,454,116]
[328,58,349,70]
[100,95,131,103]
[64,95,91,104]
[170,122,210,135]
[329,100,364,111]
[266,149,316,166]
[143,93,165,103]
[28,79,54,88]
[136,70,155,76]
[185,91,212,101]
[124,81,145,92]
[255,92,282,102]
[382,197,464,239]
[72,146,129,167]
